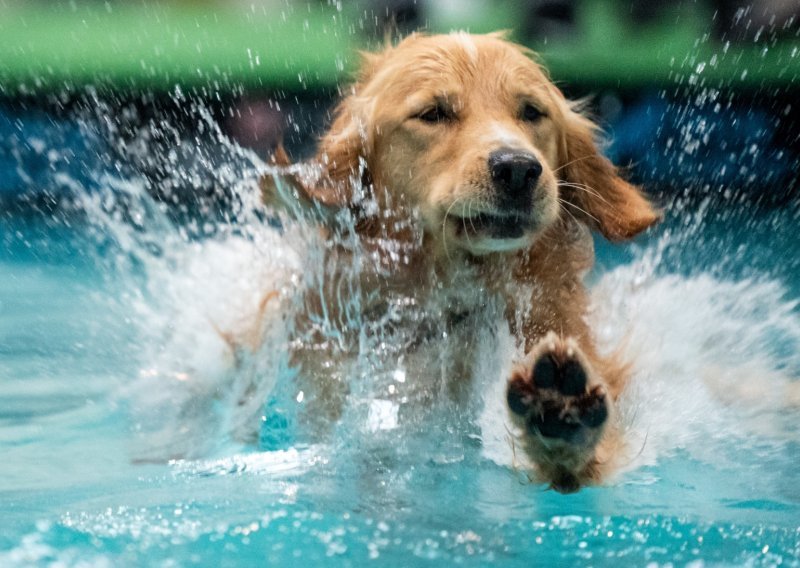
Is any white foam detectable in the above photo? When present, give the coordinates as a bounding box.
[169,445,325,478]
[595,268,800,472]
[122,226,307,460]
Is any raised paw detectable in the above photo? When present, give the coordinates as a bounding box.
[506,334,608,446]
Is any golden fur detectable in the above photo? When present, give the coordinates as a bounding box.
[260,32,659,492]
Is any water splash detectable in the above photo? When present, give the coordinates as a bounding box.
[39,95,799,492]
[481,206,800,497]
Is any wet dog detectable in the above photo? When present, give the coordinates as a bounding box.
[260,32,658,492]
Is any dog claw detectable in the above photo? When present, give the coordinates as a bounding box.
[527,405,581,441]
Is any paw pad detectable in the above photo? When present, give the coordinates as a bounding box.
[507,347,608,443]
[532,353,587,395]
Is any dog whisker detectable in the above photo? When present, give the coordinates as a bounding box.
[551,154,597,174]
[467,199,478,233]
[556,198,581,226]
[557,181,611,207]
[441,198,463,261]
[558,198,601,225]
[464,198,480,248]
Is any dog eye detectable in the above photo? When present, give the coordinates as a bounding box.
[522,104,545,122]
[416,105,451,124]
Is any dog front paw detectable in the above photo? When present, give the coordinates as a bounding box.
[505,333,610,492]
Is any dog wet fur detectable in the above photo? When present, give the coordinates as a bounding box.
[258,31,659,492]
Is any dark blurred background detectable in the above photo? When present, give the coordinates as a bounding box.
[1,0,799,219]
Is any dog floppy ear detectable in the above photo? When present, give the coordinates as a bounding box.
[260,51,382,214]
[258,97,372,219]
[310,96,372,207]
[306,46,402,207]
[559,109,659,241]
[259,144,326,218]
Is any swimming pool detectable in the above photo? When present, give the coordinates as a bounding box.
[1,105,799,567]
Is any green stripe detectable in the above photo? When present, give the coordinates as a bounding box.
[0,0,797,93]
[0,3,355,91]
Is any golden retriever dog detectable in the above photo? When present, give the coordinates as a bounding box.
[259,31,659,493]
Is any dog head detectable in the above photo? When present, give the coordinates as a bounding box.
[288,32,658,255]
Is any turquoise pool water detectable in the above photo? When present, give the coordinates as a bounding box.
[1,110,799,566]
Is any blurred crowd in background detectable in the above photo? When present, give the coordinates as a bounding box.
[360,0,800,41]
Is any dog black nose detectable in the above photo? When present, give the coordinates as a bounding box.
[488,149,542,198]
